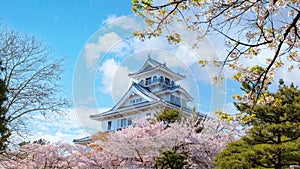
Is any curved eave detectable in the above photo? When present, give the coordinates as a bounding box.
[164,101,193,113]
[107,82,160,112]
[73,136,92,144]
[129,66,185,81]
[155,87,194,101]
[174,87,194,101]
[90,101,160,121]
[133,83,161,101]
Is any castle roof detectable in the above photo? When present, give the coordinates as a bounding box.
[128,56,185,81]
[90,56,196,122]
[90,82,160,120]
[73,136,92,144]
[155,85,193,101]
[90,82,194,121]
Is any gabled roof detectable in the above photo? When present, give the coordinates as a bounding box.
[128,56,185,80]
[90,82,161,120]
[111,82,161,110]
[90,101,159,120]
[134,55,166,72]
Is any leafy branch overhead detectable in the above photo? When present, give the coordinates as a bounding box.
[132,0,300,99]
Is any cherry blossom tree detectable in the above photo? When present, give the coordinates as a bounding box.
[84,118,240,168]
[0,118,240,168]
[132,0,300,101]
[0,26,69,148]
[0,142,80,168]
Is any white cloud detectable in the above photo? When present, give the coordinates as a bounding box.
[174,45,199,67]
[220,48,300,86]
[81,15,233,119]
[84,32,125,68]
[98,59,131,102]
[27,110,87,143]
[78,96,96,107]
[132,36,175,53]
[31,131,86,144]
[27,106,111,143]
[159,20,221,84]
[102,15,119,25]
[222,102,237,114]
[274,61,300,87]
[205,102,237,118]
[74,106,111,133]
[102,15,143,30]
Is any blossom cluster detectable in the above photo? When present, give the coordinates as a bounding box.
[0,119,240,168]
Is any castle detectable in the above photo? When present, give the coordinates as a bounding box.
[73,56,197,143]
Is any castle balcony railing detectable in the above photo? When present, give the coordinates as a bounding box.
[142,79,177,87]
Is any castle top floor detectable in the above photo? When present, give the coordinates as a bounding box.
[128,56,185,89]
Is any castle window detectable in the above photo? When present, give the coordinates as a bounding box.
[132,98,142,104]
[159,76,164,83]
[139,79,144,86]
[107,121,112,131]
[170,95,181,106]
[171,81,175,86]
[153,76,157,82]
[120,118,127,128]
[136,98,142,103]
[165,78,170,85]
[182,100,187,107]
[146,77,151,86]
[128,118,132,125]
[117,118,132,129]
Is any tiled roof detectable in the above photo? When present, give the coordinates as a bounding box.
[73,136,92,144]
[155,85,193,101]
[128,56,184,79]
[90,82,161,119]
[132,82,160,100]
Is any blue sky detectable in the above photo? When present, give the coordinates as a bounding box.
[1,1,298,143]
[0,0,132,98]
[0,0,134,142]
[0,0,257,143]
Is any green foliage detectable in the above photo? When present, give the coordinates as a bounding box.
[156,149,187,169]
[155,108,182,123]
[155,108,206,133]
[19,138,49,146]
[214,80,300,169]
[32,138,49,145]
[0,60,10,151]
[213,139,254,169]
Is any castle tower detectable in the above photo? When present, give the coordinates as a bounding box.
[90,56,194,132]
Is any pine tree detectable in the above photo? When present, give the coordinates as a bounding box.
[155,108,182,123]
[156,149,187,169]
[214,80,300,169]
